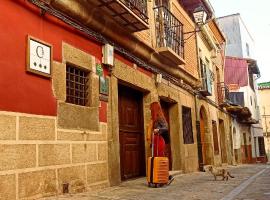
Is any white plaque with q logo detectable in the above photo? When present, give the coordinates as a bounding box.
[27,36,52,77]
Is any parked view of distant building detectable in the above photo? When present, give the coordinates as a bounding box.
[258,82,270,161]
[217,13,266,163]
[0,1,267,199]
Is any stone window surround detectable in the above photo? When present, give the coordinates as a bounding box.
[52,42,100,131]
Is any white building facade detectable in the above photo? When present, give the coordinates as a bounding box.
[217,13,265,163]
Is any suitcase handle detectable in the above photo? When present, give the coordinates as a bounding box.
[151,129,159,157]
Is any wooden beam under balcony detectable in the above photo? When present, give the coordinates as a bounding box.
[97,0,149,32]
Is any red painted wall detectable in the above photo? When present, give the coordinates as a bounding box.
[0,1,152,122]
[99,101,107,123]
[0,1,102,116]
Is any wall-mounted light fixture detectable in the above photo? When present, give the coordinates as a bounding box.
[183,5,208,41]
[193,5,208,25]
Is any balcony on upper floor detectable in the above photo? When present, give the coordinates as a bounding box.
[154,5,185,65]
[217,82,230,106]
[97,0,149,32]
[229,92,245,107]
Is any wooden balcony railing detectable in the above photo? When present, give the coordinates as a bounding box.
[154,5,185,64]
[217,82,230,105]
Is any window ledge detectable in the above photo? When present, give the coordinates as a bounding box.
[57,102,99,131]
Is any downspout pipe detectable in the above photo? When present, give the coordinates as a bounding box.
[44,0,200,87]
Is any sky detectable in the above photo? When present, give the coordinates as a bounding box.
[210,0,270,83]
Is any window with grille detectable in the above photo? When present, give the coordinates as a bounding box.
[182,106,194,144]
[212,120,219,155]
[66,64,89,106]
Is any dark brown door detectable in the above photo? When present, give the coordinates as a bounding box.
[219,119,227,163]
[118,85,145,180]
[160,100,172,170]
[200,111,206,164]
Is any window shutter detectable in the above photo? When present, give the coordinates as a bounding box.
[206,67,212,95]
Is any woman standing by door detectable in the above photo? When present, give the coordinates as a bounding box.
[149,102,170,156]
[148,102,173,185]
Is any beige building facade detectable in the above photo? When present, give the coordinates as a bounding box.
[258,83,270,161]
[196,19,234,168]
[217,14,266,164]
[0,0,237,199]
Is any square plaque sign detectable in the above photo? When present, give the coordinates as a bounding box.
[27,36,52,78]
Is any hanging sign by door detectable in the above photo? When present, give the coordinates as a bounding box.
[26,36,52,78]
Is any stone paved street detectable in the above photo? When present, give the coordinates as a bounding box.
[232,165,270,200]
[42,164,270,200]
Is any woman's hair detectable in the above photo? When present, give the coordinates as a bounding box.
[150,102,168,126]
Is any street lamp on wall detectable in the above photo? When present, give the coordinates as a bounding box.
[193,5,208,25]
[183,5,208,41]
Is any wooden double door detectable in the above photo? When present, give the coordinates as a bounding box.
[118,85,145,180]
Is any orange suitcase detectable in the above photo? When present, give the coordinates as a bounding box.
[147,128,169,187]
[147,156,169,187]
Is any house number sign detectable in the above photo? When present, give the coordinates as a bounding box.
[27,36,52,78]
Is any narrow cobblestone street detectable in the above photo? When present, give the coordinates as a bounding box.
[42,164,270,200]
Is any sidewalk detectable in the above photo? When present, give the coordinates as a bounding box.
[42,164,268,200]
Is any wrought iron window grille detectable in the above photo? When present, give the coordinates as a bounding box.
[182,106,194,144]
[154,5,184,59]
[66,65,89,106]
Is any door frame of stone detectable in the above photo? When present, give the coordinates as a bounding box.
[199,106,213,166]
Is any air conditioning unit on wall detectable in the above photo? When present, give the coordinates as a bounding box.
[102,44,114,66]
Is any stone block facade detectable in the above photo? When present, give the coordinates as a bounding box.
[0,112,109,200]
[107,58,200,186]
[0,1,237,199]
